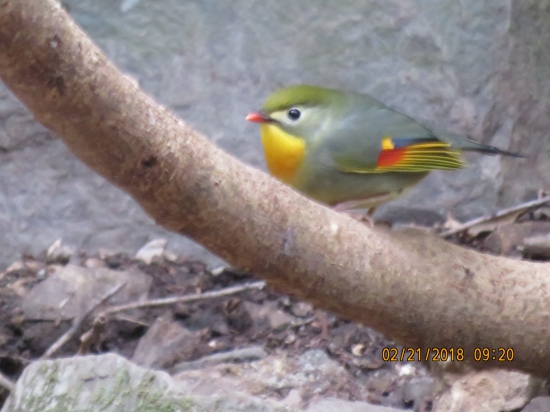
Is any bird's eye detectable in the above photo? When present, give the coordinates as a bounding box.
[288,108,301,121]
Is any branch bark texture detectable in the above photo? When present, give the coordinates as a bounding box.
[1,0,549,376]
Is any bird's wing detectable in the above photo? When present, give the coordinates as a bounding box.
[324,98,465,173]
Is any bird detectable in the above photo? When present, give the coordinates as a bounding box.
[246,85,521,215]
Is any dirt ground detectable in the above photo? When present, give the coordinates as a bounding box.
[0,200,549,410]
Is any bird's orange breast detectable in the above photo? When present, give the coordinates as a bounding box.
[260,124,306,184]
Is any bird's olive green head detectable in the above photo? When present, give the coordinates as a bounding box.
[254,85,346,141]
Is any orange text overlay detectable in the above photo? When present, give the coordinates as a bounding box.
[382,347,515,362]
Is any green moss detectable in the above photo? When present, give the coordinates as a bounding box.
[11,357,201,412]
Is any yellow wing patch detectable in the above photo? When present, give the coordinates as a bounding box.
[339,136,466,174]
[375,137,466,172]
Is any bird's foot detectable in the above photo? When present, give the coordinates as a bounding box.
[332,204,377,228]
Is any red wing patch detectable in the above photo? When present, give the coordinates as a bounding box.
[377,146,407,168]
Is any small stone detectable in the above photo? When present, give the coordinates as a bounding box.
[83,257,106,268]
[243,301,294,333]
[23,260,43,273]
[135,238,167,264]
[163,249,178,262]
[284,333,297,345]
[352,343,365,357]
[292,302,314,317]
[132,314,200,369]
[210,266,226,276]
[46,238,73,265]
[401,376,436,411]
[282,389,302,407]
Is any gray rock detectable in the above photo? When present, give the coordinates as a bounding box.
[482,221,550,257]
[22,264,151,321]
[523,396,550,412]
[522,234,550,259]
[434,369,542,412]
[173,349,360,403]
[291,302,314,318]
[132,314,200,369]
[307,398,403,412]
[244,301,295,333]
[1,354,295,412]
[2,0,549,268]
[401,376,436,411]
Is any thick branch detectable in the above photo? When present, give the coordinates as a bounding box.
[0,0,549,376]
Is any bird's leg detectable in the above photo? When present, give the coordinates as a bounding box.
[332,195,395,227]
[332,203,377,228]
[361,207,377,228]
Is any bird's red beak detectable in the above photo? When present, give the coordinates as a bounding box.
[246,111,271,123]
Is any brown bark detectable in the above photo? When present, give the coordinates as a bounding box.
[0,0,549,376]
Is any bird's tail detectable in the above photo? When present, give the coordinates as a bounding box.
[436,132,525,158]
[463,143,524,158]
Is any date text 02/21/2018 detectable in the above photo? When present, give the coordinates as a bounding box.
[381,347,515,362]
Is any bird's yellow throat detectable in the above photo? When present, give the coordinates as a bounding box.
[260,124,306,183]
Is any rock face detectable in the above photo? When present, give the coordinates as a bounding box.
[0,354,294,412]
[1,353,414,412]
[1,0,549,268]
[433,369,541,412]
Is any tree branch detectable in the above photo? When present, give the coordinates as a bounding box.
[1,0,549,376]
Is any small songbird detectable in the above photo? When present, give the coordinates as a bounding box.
[246,85,521,213]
